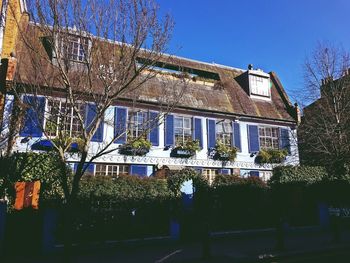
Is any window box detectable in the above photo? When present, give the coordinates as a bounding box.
[171,148,195,158]
[210,141,238,162]
[119,137,151,156]
[119,146,149,156]
[170,139,200,158]
[255,149,288,164]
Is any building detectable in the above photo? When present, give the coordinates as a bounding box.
[299,71,350,168]
[0,0,299,182]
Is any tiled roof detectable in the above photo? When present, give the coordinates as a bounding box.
[13,23,296,123]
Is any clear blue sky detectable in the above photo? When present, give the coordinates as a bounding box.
[158,0,350,101]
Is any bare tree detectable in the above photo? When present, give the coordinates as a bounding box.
[3,0,189,252]
[299,42,350,173]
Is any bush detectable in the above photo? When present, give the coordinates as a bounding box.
[210,174,271,230]
[0,152,66,206]
[79,174,173,203]
[270,165,327,186]
[167,168,209,197]
[269,165,327,226]
[59,174,176,242]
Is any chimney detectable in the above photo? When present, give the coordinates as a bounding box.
[248,64,253,70]
[294,102,301,125]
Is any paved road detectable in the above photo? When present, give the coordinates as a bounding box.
[3,228,350,263]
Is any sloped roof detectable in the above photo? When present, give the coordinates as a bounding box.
[13,23,296,123]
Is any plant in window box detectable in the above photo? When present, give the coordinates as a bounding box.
[212,141,238,161]
[255,149,288,164]
[119,137,152,156]
[171,139,200,158]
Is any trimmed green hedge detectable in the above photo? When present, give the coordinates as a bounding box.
[270,165,327,186]
[79,174,173,204]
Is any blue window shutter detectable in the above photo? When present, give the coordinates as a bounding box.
[233,122,241,152]
[149,111,159,146]
[207,119,216,149]
[86,104,104,142]
[279,128,290,154]
[73,163,94,174]
[84,163,95,175]
[130,165,148,177]
[250,170,260,177]
[20,95,46,137]
[114,107,127,144]
[248,125,260,153]
[219,169,231,175]
[165,114,174,146]
[193,118,203,149]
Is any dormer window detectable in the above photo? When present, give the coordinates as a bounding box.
[247,67,271,99]
[65,35,89,62]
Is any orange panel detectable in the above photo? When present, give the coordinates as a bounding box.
[14,182,25,210]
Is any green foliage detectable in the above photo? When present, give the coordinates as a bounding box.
[256,149,288,164]
[128,137,152,150]
[120,137,152,156]
[167,168,209,197]
[174,139,200,155]
[0,152,66,204]
[270,165,327,186]
[78,175,174,206]
[213,174,268,189]
[214,141,238,161]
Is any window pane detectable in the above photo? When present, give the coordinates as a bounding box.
[174,117,182,128]
[216,122,223,133]
[183,118,191,129]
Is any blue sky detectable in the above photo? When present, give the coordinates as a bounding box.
[158,0,350,102]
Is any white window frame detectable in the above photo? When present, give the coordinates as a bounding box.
[94,164,129,177]
[216,120,233,146]
[250,75,270,97]
[202,168,218,185]
[128,110,149,139]
[174,115,192,146]
[45,98,85,138]
[64,34,90,62]
[258,126,279,150]
[260,171,272,182]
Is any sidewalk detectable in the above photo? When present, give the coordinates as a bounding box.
[4,227,350,262]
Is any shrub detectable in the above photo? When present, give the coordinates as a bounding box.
[0,152,66,205]
[79,174,173,204]
[270,165,327,186]
[167,168,209,197]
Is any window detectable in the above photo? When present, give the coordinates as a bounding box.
[202,169,218,185]
[128,111,148,139]
[174,116,192,145]
[216,120,232,146]
[95,164,129,177]
[259,126,279,149]
[64,35,89,62]
[45,99,85,137]
[260,171,272,182]
[250,75,270,97]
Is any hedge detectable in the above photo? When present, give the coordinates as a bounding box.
[270,165,327,186]
[0,152,65,204]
